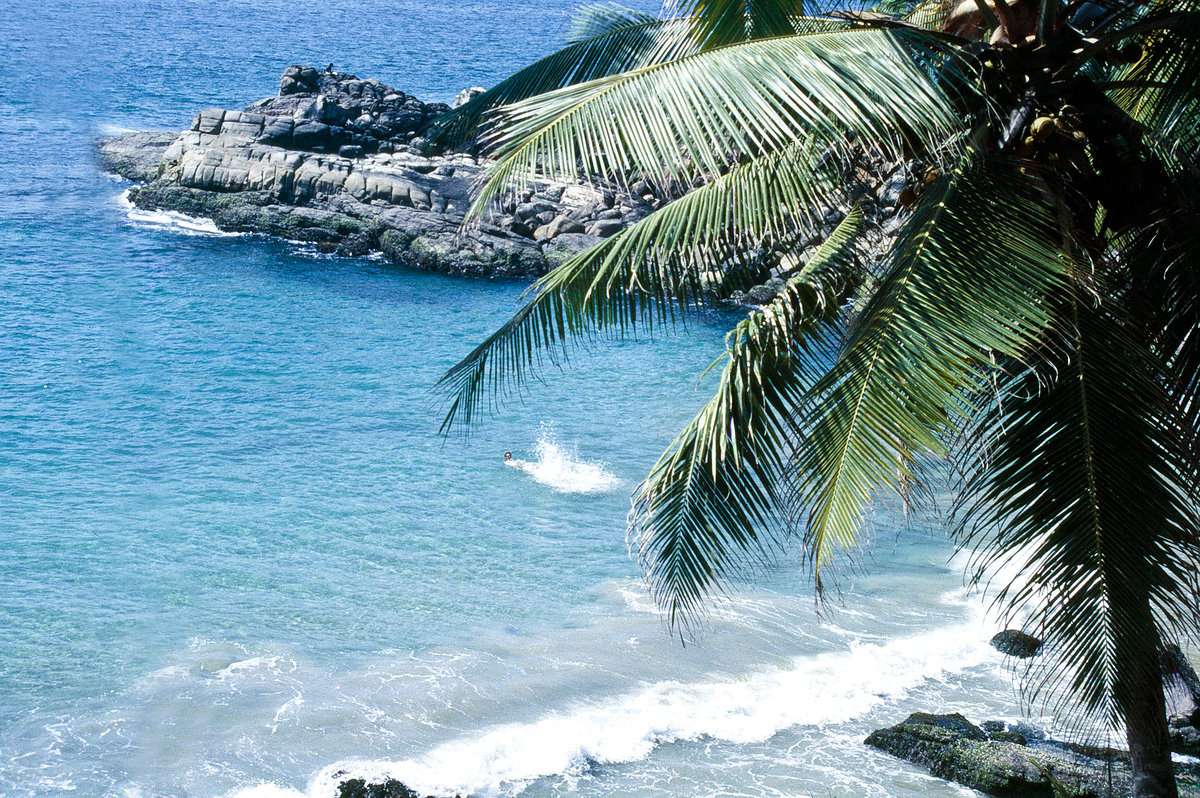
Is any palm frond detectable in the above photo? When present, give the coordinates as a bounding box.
[468,27,966,219]
[631,208,865,627]
[566,2,662,41]
[680,0,810,47]
[1106,11,1200,159]
[869,0,918,16]
[903,0,956,30]
[438,137,856,431]
[953,296,1200,727]
[425,7,699,150]
[1118,178,1200,488]
[791,155,1070,588]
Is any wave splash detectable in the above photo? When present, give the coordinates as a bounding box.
[506,426,619,494]
[236,615,994,798]
[117,190,245,237]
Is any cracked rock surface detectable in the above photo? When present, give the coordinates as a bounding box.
[98,65,648,276]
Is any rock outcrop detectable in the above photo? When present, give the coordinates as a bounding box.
[991,630,1043,659]
[866,713,1128,797]
[336,777,461,798]
[1164,644,1200,757]
[98,66,648,276]
[866,712,1200,798]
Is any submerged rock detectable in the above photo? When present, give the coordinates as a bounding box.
[97,65,645,277]
[991,629,1043,659]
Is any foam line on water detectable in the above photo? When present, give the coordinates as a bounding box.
[234,614,997,798]
[505,426,618,494]
[116,190,245,237]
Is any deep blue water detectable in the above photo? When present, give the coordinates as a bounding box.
[1,3,1022,797]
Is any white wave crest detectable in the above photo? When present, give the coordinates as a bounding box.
[301,620,995,798]
[117,190,244,237]
[505,427,619,494]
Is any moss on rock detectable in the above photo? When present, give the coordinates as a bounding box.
[865,713,1129,797]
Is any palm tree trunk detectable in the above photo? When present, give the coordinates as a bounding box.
[1126,677,1178,798]
[1122,614,1179,798]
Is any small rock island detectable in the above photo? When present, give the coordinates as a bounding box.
[99,65,651,276]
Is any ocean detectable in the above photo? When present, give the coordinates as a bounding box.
[2,2,1036,796]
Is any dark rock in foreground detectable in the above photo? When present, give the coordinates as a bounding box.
[991,630,1043,659]
[336,777,461,798]
[865,712,1129,797]
[97,65,648,277]
[867,712,1200,797]
[337,778,421,798]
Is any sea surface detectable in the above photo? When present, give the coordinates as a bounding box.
[3,2,1046,797]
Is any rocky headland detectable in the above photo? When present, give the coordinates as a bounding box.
[98,66,650,276]
[99,64,926,295]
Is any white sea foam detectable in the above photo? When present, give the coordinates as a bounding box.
[271,617,997,798]
[505,426,619,494]
[116,190,244,237]
[215,655,294,680]
[97,124,139,136]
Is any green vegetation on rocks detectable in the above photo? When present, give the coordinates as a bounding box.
[866,713,1200,798]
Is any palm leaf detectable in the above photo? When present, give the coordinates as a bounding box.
[903,0,957,30]
[468,26,965,219]
[954,296,1200,727]
[791,155,1070,588]
[1106,10,1200,158]
[631,207,865,627]
[1117,178,1200,488]
[425,6,699,150]
[566,2,665,41]
[679,0,810,46]
[438,137,859,432]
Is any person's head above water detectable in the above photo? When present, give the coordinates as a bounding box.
[504,451,512,461]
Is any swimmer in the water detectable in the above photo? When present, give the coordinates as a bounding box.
[504,451,512,462]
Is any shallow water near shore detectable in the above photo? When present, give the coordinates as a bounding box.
[3,2,1046,797]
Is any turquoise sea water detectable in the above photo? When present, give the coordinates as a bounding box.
[3,3,1030,797]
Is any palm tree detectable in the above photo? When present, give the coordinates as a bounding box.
[435,1,1200,795]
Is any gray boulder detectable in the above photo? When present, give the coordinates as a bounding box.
[1163,644,1200,755]
[746,278,786,305]
[533,214,585,241]
[280,65,320,95]
[543,233,605,267]
[586,218,624,238]
[93,131,177,183]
